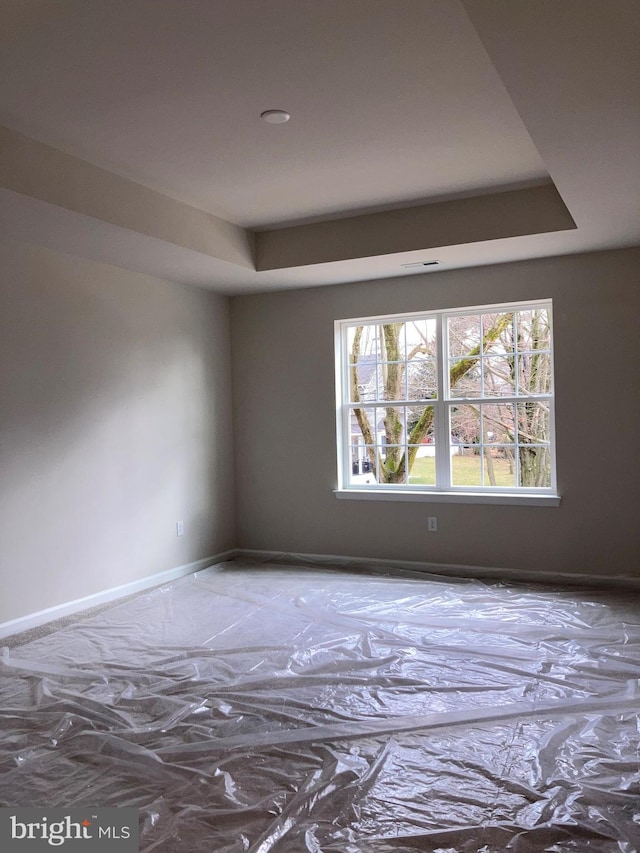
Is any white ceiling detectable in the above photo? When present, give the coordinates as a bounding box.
[0,0,638,293]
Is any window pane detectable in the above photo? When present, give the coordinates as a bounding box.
[451,448,482,486]
[449,358,481,397]
[450,404,480,446]
[379,322,405,361]
[516,351,553,395]
[378,362,407,401]
[518,446,551,488]
[377,405,407,445]
[482,403,515,445]
[408,447,436,485]
[517,402,550,444]
[482,312,514,353]
[347,324,378,361]
[406,318,437,359]
[349,446,376,484]
[349,406,377,446]
[379,446,406,483]
[482,355,515,396]
[407,359,437,400]
[448,315,481,357]
[406,405,435,444]
[483,447,517,488]
[349,361,377,402]
[516,309,551,353]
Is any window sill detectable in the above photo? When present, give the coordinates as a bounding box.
[333,489,561,507]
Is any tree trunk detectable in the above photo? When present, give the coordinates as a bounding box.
[484,447,497,486]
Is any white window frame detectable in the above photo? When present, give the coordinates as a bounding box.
[334,299,560,506]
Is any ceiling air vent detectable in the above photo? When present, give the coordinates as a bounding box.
[401,261,439,270]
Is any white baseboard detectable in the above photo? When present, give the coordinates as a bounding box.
[234,548,640,591]
[0,550,236,641]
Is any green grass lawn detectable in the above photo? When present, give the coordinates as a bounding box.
[409,453,516,487]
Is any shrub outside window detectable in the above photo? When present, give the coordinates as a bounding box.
[335,300,557,498]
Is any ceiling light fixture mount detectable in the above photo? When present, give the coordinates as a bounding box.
[260,109,291,124]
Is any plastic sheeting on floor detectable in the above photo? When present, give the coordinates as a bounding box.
[1,559,639,852]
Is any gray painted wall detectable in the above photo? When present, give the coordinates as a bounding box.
[0,239,235,622]
[2,242,638,627]
[231,248,640,579]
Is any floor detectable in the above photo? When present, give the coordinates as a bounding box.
[1,559,639,852]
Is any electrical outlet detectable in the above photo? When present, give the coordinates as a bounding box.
[428,516,438,532]
[176,520,184,537]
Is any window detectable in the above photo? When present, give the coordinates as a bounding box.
[335,299,558,504]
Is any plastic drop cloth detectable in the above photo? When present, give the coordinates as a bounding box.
[1,558,639,853]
